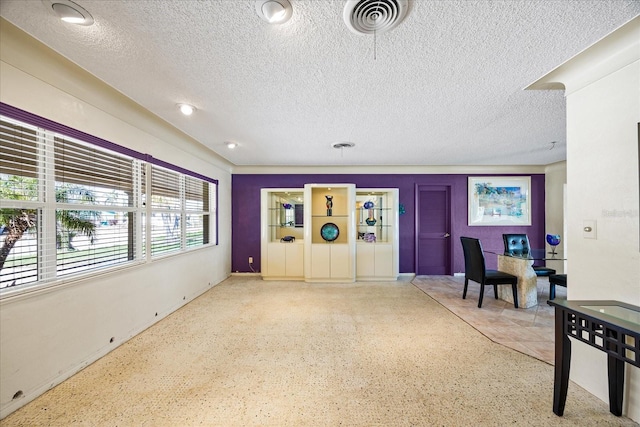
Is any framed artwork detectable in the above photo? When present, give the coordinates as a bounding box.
[468,176,531,226]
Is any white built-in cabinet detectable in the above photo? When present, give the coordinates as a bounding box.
[304,183,356,282]
[260,189,305,280]
[355,189,399,281]
[261,185,398,282]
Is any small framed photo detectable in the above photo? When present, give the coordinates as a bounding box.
[468,176,531,226]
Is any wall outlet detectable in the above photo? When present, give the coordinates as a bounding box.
[248,257,253,264]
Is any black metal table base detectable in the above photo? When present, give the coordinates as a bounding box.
[548,300,640,417]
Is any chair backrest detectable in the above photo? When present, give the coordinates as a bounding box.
[460,237,486,283]
[502,233,531,256]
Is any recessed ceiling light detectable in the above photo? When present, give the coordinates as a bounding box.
[226,141,238,149]
[177,103,195,116]
[43,0,94,26]
[255,0,292,24]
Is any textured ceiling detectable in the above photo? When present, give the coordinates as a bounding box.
[1,1,639,166]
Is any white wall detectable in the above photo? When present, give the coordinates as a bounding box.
[545,161,567,274]
[0,21,233,418]
[528,17,639,421]
[568,57,640,421]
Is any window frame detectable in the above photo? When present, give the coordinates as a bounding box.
[0,103,218,295]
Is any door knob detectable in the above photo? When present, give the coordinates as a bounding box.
[444,233,450,238]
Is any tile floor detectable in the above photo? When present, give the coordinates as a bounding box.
[412,275,567,365]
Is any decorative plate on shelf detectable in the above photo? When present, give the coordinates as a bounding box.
[320,222,339,242]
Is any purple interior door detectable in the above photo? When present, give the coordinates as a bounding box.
[416,185,452,275]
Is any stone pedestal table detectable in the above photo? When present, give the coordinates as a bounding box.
[496,254,538,308]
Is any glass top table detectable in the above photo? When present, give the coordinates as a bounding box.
[489,248,565,261]
[577,302,640,330]
[547,299,640,417]
[483,249,565,308]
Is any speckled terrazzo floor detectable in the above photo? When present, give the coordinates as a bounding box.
[2,276,636,426]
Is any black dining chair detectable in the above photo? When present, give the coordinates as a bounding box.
[460,237,519,308]
[549,274,567,300]
[502,234,556,277]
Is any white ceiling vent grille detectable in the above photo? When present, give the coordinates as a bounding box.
[332,142,355,149]
[343,0,409,35]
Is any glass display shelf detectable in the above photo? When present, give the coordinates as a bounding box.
[354,188,398,279]
[261,188,306,280]
[356,192,393,243]
[264,190,304,242]
[308,186,351,244]
[304,183,356,282]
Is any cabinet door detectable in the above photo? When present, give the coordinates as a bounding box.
[266,243,286,277]
[356,244,375,277]
[330,244,351,278]
[285,244,304,277]
[310,244,331,278]
[374,244,394,277]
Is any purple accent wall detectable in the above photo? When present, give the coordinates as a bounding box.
[232,174,546,274]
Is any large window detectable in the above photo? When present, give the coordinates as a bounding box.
[150,165,182,257]
[54,135,138,277]
[185,176,210,247]
[0,112,217,290]
[0,119,43,287]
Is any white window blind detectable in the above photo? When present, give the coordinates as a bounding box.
[150,165,181,256]
[0,118,42,287]
[54,136,138,277]
[1,110,217,291]
[0,118,40,198]
[185,176,209,247]
[54,136,134,206]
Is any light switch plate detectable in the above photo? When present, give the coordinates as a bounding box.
[583,220,597,239]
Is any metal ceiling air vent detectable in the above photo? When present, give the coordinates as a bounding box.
[332,142,355,149]
[343,0,409,35]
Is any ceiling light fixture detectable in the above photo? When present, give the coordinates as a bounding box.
[43,0,94,26]
[255,0,292,24]
[226,141,238,149]
[177,103,196,116]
